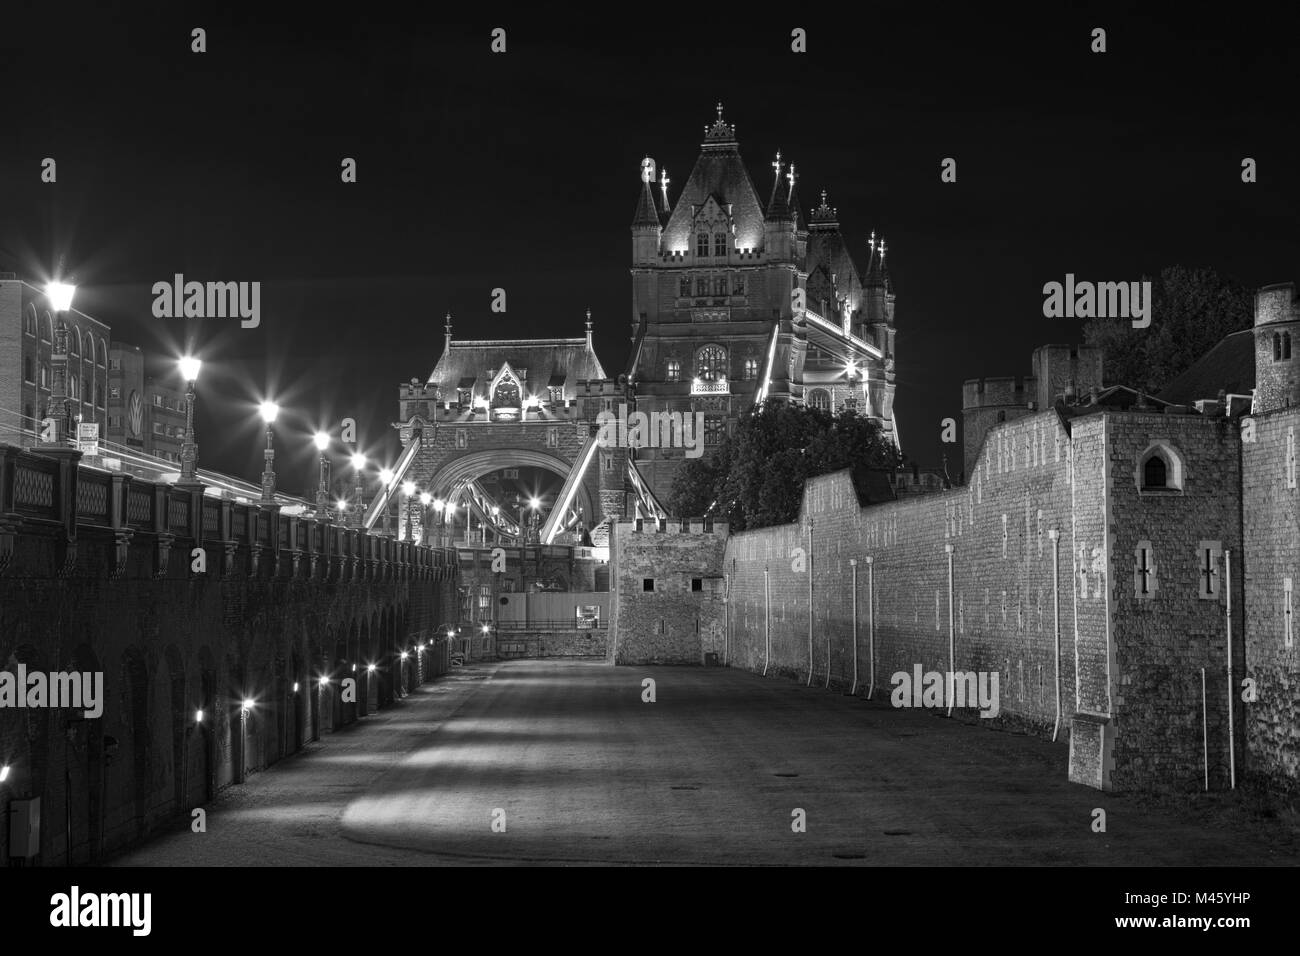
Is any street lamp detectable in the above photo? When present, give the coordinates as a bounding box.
[349,452,367,528]
[178,356,202,485]
[259,401,280,503]
[40,280,77,447]
[313,431,331,517]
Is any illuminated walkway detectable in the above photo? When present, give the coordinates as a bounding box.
[113,660,1298,866]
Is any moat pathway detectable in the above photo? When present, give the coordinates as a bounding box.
[111,659,1297,866]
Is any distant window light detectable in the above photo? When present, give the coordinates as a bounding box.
[666,360,681,382]
[808,388,831,412]
[743,358,758,380]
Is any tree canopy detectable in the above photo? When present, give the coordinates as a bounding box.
[667,402,901,532]
[1082,265,1253,395]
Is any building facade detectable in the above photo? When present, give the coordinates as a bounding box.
[105,343,187,463]
[627,107,899,503]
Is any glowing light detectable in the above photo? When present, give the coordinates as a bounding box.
[351,664,357,672]
[292,682,299,693]
[337,499,349,512]
[179,356,202,382]
[241,698,255,711]
[402,480,416,496]
[195,709,204,723]
[481,624,490,634]
[400,652,408,661]
[419,492,432,506]
[313,431,330,451]
[259,401,280,425]
[350,452,367,470]
[46,281,76,312]
[529,497,541,510]
[0,765,9,783]
[433,498,445,512]
[319,676,330,687]
[378,467,394,486]
[367,664,376,673]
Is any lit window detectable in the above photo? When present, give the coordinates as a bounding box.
[666,360,681,382]
[704,417,724,445]
[40,364,49,388]
[808,388,831,412]
[743,358,758,380]
[696,345,727,382]
[696,233,709,257]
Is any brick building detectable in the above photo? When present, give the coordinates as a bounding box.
[105,343,187,463]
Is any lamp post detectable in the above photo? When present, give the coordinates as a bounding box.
[419,491,432,545]
[349,452,367,528]
[178,356,202,484]
[313,432,331,517]
[528,496,541,545]
[490,505,500,546]
[41,281,77,447]
[402,480,416,541]
[259,401,280,503]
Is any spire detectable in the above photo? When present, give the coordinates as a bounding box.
[632,156,660,228]
[444,312,453,352]
[787,162,804,230]
[585,308,593,348]
[659,166,671,216]
[865,233,892,291]
[766,150,791,221]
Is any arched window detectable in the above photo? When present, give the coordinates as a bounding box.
[696,232,710,257]
[83,331,93,359]
[695,345,727,383]
[808,388,831,412]
[713,232,727,257]
[41,313,52,342]
[68,327,79,357]
[99,338,108,367]
[96,384,104,407]
[69,375,79,400]
[40,364,49,388]
[23,357,34,383]
[1274,333,1282,361]
[24,306,36,336]
[1143,455,1166,488]
[1138,441,1184,493]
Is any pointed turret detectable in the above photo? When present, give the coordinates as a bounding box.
[631,156,663,264]
[763,150,794,261]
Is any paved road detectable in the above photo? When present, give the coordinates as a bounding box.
[113,659,1299,866]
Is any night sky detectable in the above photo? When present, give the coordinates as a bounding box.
[2,9,1297,494]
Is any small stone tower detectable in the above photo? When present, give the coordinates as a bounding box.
[1253,282,1300,413]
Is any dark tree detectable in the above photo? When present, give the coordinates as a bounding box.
[1082,265,1254,395]
[668,403,901,531]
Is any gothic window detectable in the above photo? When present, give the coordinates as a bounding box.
[666,360,681,382]
[713,232,727,257]
[69,330,79,357]
[69,376,80,400]
[733,274,746,296]
[1286,333,1293,360]
[1275,333,1282,361]
[99,338,107,366]
[712,275,727,296]
[696,233,709,257]
[679,277,691,297]
[83,332,94,359]
[695,345,727,382]
[492,378,521,408]
[23,308,35,336]
[41,314,52,342]
[1138,441,1184,492]
[704,417,724,445]
[808,388,831,412]
[547,385,563,404]
[695,277,707,296]
[743,358,759,380]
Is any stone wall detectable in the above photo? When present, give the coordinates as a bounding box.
[609,519,728,665]
[0,446,460,865]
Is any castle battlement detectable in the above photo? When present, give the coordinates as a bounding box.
[618,517,729,536]
[962,376,1036,409]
